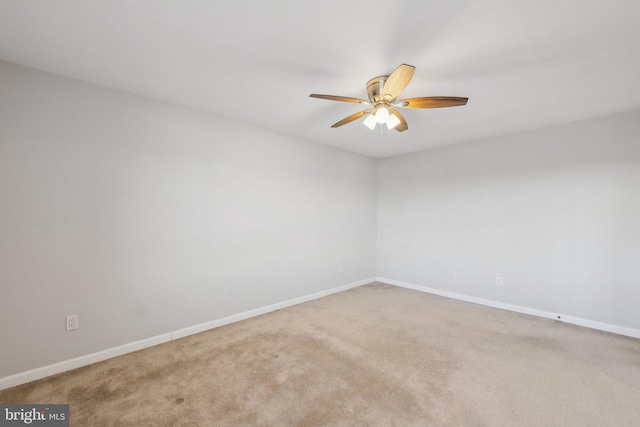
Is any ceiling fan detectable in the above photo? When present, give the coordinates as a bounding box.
[310,64,468,132]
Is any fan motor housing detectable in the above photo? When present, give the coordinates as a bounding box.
[367,76,391,103]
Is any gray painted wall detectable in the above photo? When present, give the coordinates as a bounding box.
[0,61,377,377]
[378,109,640,330]
[2,58,639,380]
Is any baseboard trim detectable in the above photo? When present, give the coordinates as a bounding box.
[0,278,374,391]
[377,277,640,340]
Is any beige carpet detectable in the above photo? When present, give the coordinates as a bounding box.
[2,282,640,426]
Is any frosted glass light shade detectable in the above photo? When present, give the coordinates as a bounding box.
[363,114,377,130]
[374,107,390,124]
[386,114,401,129]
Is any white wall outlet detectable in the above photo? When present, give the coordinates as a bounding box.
[449,270,456,279]
[496,276,504,287]
[66,315,79,331]
[338,265,343,273]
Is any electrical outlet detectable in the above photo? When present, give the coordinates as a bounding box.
[496,276,504,287]
[338,265,343,273]
[66,315,79,331]
[449,270,456,279]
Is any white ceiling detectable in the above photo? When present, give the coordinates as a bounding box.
[1,0,639,158]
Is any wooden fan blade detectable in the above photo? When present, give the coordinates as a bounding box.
[390,110,408,132]
[331,109,373,128]
[310,94,370,104]
[397,96,468,108]
[381,64,415,100]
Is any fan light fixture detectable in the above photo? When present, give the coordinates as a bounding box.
[363,109,401,130]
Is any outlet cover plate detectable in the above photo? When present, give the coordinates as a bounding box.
[66,315,79,331]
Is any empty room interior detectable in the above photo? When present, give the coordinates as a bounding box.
[1,1,639,425]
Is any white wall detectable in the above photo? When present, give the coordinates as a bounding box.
[0,60,377,378]
[378,109,640,331]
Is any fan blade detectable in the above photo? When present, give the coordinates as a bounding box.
[331,109,373,128]
[390,110,408,132]
[396,96,468,108]
[381,64,415,100]
[310,94,370,104]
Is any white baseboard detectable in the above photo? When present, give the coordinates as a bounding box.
[0,278,374,391]
[0,335,173,392]
[377,277,640,340]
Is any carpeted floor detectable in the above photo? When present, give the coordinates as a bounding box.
[2,282,640,426]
